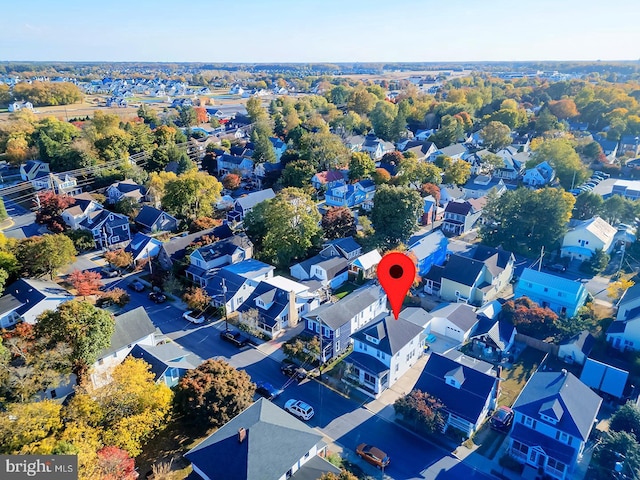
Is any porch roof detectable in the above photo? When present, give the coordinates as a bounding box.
[345,352,389,376]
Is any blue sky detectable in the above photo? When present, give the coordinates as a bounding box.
[1,0,639,63]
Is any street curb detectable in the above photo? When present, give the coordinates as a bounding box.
[0,218,14,231]
[312,377,351,399]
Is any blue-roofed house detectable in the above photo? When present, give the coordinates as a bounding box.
[321,237,362,261]
[290,237,361,289]
[408,230,448,277]
[0,278,74,328]
[226,188,276,223]
[106,179,147,204]
[522,161,556,187]
[413,351,498,438]
[343,310,424,398]
[514,268,589,317]
[124,232,163,263]
[594,136,618,163]
[79,209,131,248]
[20,160,50,181]
[134,205,178,233]
[508,371,602,480]
[185,398,340,480]
[606,283,640,351]
[217,153,254,177]
[580,358,628,400]
[269,137,287,162]
[325,180,376,209]
[303,284,387,361]
[128,342,203,387]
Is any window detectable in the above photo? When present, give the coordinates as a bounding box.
[363,372,376,385]
[555,431,569,443]
[314,323,320,333]
[524,416,537,429]
[511,440,528,454]
[547,458,565,473]
[543,287,548,292]
[112,235,120,242]
[335,340,340,351]
[335,329,340,338]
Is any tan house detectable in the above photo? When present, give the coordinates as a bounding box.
[561,216,616,261]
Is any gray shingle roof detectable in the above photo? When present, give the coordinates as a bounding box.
[160,225,233,260]
[442,254,485,287]
[134,205,174,228]
[428,303,479,333]
[185,398,324,480]
[304,284,382,331]
[351,313,423,356]
[236,189,275,211]
[512,371,602,441]
[100,307,155,358]
[128,342,202,381]
[197,234,253,262]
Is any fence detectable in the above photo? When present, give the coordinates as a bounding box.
[514,333,559,356]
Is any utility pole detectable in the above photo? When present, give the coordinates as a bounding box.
[146,245,153,275]
[538,245,544,272]
[222,277,229,332]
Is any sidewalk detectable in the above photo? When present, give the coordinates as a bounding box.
[255,321,305,361]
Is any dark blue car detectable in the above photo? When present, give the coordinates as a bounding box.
[255,381,282,400]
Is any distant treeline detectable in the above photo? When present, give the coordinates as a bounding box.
[1,81,82,107]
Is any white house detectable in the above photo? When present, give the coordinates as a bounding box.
[8,101,34,113]
[426,303,479,344]
[61,193,103,230]
[607,283,640,351]
[90,307,156,388]
[561,216,616,260]
[343,311,424,398]
[558,330,595,366]
[348,249,382,279]
[0,278,74,329]
[522,161,555,187]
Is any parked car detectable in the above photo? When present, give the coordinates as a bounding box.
[128,280,145,292]
[356,443,390,469]
[594,170,610,178]
[280,362,308,382]
[183,310,205,324]
[490,406,514,431]
[255,381,281,401]
[220,329,250,348]
[148,291,167,303]
[284,399,315,421]
[102,267,119,278]
[546,263,567,273]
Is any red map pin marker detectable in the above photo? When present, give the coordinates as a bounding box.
[377,252,416,320]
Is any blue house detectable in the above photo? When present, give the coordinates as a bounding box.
[408,230,448,277]
[303,284,387,361]
[269,137,287,162]
[128,342,203,387]
[325,180,376,209]
[134,206,178,233]
[514,268,589,317]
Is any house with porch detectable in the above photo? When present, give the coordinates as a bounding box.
[185,398,341,480]
[560,216,616,261]
[31,173,82,196]
[408,230,448,277]
[514,268,589,317]
[413,351,499,438]
[79,209,131,248]
[461,175,506,199]
[157,225,233,270]
[441,200,483,236]
[226,189,275,223]
[303,284,387,361]
[217,153,254,177]
[508,371,602,480]
[342,310,423,398]
[469,304,517,362]
[0,278,74,329]
[290,237,361,288]
[186,234,254,287]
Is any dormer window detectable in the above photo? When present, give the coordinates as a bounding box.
[365,334,380,345]
[539,414,557,425]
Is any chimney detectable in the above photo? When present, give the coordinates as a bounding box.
[288,290,299,327]
[237,428,246,443]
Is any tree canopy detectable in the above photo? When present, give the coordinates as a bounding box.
[371,185,422,248]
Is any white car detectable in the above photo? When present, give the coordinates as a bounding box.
[183,311,205,324]
[284,399,314,421]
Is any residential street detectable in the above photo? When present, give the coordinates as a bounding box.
[1,196,40,239]
[116,287,494,480]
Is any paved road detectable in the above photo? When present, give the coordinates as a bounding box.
[117,287,493,480]
[1,196,40,239]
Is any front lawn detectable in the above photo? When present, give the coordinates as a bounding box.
[333,282,359,299]
[499,347,546,407]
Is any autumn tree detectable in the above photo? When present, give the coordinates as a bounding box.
[395,156,442,187]
[371,185,422,248]
[16,234,76,279]
[429,115,464,147]
[372,167,391,184]
[283,335,320,365]
[94,446,138,480]
[322,207,357,240]
[480,121,512,151]
[189,216,220,233]
[320,471,359,480]
[35,191,75,233]
[502,297,559,338]
[69,269,103,298]
[0,400,62,453]
[480,187,575,256]
[64,229,96,252]
[281,160,316,188]
[420,183,441,203]
[162,170,222,219]
[174,358,255,429]
[193,107,208,124]
[548,99,579,120]
[443,160,471,186]
[35,300,115,382]
[348,152,375,182]
[222,173,241,190]
[97,288,130,308]
[65,357,172,457]
[244,188,322,268]
[608,278,635,302]
[182,287,211,313]
[104,249,133,270]
[394,389,444,434]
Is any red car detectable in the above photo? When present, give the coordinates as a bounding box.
[356,443,390,469]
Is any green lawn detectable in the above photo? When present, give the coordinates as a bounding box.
[499,347,546,407]
[333,282,359,299]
